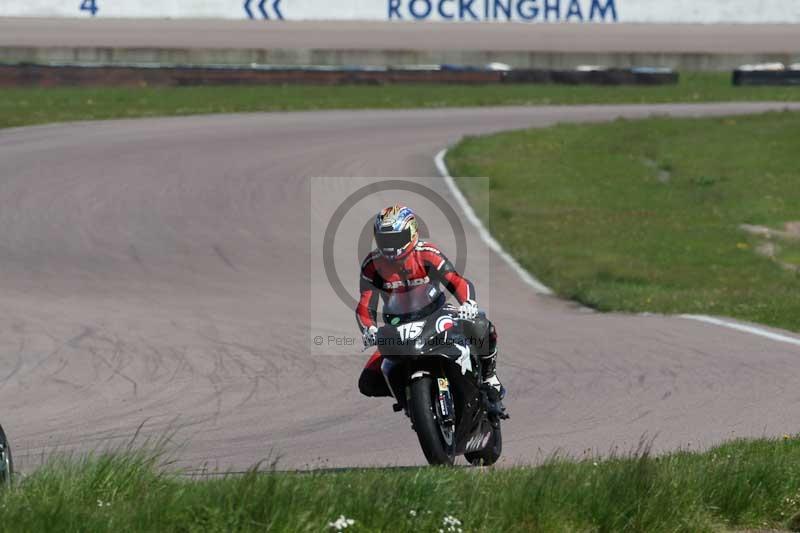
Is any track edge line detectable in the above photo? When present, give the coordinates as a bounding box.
[680,314,800,348]
[435,148,553,296]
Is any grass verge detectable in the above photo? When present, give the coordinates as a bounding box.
[2,73,800,129]
[4,437,800,532]
[447,111,800,332]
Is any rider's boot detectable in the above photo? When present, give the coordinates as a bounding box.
[480,349,508,419]
[480,349,504,394]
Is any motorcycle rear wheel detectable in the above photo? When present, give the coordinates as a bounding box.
[409,375,455,466]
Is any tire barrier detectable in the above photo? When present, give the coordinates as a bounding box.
[0,62,678,87]
[733,63,800,86]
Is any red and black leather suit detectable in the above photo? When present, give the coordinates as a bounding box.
[356,240,496,397]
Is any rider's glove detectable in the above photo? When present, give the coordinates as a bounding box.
[458,299,479,321]
[362,325,379,349]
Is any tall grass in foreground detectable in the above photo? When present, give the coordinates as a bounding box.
[2,437,800,532]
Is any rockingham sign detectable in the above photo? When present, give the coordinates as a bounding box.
[387,0,618,22]
[1,0,797,23]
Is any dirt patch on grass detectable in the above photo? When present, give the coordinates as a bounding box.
[756,241,780,259]
[741,222,800,273]
[741,222,800,241]
[785,221,800,237]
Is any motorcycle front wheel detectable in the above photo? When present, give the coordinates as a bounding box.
[409,375,455,466]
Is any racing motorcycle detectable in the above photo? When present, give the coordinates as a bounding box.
[376,298,507,466]
[0,424,12,486]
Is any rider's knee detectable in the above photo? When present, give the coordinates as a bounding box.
[468,315,496,357]
[487,321,497,352]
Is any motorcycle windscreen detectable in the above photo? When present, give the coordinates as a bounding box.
[382,284,445,325]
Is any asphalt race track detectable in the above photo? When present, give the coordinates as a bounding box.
[3,102,800,471]
[2,19,799,53]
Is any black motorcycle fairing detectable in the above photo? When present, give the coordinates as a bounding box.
[377,306,477,364]
[371,305,506,466]
[378,312,489,455]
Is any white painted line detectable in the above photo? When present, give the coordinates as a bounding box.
[435,148,553,296]
[681,314,800,348]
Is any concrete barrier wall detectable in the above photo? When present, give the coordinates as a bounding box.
[1,0,798,23]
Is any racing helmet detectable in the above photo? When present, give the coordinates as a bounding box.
[374,204,419,261]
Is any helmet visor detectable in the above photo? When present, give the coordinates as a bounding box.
[375,228,412,255]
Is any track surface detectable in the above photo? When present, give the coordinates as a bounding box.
[2,103,800,471]
[2,19,799,53]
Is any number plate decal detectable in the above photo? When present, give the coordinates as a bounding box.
[396,321,425,341]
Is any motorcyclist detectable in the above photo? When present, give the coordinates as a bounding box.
[356,204,504,402]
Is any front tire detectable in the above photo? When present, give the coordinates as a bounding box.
[408,375,455,466]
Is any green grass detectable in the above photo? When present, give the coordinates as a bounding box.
[447,111,800,332]
[5,437,800,532]
[2,73,800,129]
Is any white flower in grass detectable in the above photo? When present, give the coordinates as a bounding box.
[443,516,461,526]
[409,510,417,517]
[442,515,463,532]
[96,499,111,508]
[328,515,356,530]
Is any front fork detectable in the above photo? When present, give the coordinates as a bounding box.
[386,359,456,430]
[434,377,456,429]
